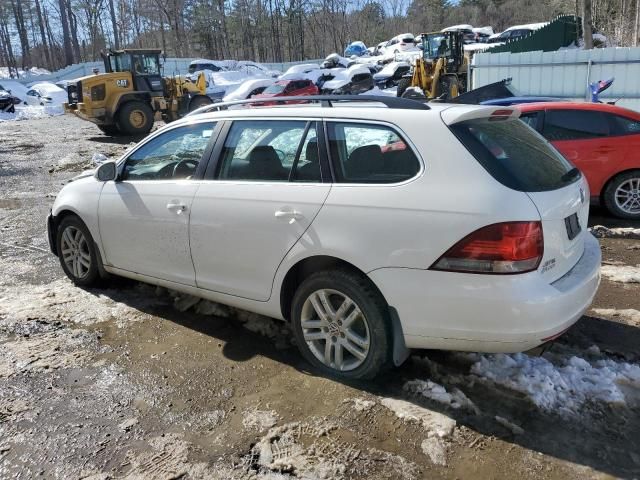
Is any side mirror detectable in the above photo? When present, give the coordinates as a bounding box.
[95,161,117,182]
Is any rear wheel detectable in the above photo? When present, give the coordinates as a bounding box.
[188,95,213,112]
[116,101,154,136]
[291,269,392,379]
[603,170,640,219]
[56,216,102,287]
[97,124,121,136]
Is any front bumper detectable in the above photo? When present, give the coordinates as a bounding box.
[369,233,601,353]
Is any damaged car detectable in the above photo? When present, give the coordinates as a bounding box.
[321,65,374,94]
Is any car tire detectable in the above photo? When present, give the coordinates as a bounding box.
[56,215,103,287]
[116,101,154,136]
[188,95,213,112]
[97,124,121,136]
[603,170,640,220]
[396,77,412,97]
[291,269,392,380]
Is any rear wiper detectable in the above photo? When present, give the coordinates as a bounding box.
[561,167,580,182]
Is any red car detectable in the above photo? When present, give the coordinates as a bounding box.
[251,79,319,106]
[518,102,640,219]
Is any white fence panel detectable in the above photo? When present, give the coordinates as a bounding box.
[471,46,640,112]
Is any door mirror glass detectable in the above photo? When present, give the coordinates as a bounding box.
[95,161,117,182]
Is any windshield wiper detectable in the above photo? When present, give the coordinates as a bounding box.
[561,167,580,182]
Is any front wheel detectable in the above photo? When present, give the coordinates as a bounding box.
[97,124,121,136]
[396,77,412,97]
[188,95,213,112]
[291,270,392,379]
[603,170,640,219]
[56,216,102,287]
[116,101,154,136]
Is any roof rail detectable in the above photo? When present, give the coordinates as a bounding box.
[186,94,430,117]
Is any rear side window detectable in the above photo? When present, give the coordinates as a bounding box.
[610,114,640,135]
[451,119,578,192]
[327,122,420,184]
[542,109,609,140]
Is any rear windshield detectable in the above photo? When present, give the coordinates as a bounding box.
[450,119,579,192]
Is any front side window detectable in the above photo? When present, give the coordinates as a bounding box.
[122,122,216,181]
[542,109,609,141]
[218,120,321,182]
[327,122,420,183]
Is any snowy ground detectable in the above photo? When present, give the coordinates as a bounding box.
[1,114,640,478]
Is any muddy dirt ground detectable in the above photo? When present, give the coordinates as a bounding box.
[1,114,639,480]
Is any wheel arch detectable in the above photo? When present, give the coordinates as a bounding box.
[278,254,409,366]
[600,167,640,205]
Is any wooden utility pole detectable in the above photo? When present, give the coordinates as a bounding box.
[583,0,594,49]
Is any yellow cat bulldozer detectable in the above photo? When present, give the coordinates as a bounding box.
[64,49,212,135]
[396,31,469,100]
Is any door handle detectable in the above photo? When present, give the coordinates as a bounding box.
[167,202,187,214]
[275,209,303,223]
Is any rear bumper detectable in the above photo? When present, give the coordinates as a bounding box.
[369,233,601,352]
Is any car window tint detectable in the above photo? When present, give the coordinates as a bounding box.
[610,114,640,135]
[122,122,215,181]
[542,109,609,140]
[451,119,577,192]
[218,120,310,182]
[327,122,420,184]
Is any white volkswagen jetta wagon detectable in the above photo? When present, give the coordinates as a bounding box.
[47,96,601,379]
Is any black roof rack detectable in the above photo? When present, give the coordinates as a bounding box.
[186,94,430,117]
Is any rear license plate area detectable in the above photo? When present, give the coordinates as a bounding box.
[564,213,581,241]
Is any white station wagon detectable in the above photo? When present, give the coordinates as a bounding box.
[48,96,601,379]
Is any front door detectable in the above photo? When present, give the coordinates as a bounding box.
[189,119,330,301]
[99,121,217,285]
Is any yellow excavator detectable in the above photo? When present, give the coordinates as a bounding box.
[64,49,212,135]
[396,31,469,100]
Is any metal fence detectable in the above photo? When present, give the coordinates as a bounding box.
[471,46,640,112]
[7,58,325,85]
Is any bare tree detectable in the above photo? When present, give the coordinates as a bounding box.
[583,0,594,48]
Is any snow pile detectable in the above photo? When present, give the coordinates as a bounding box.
[364,86,397,97]
[421,437,447,466]
[403,379,478,413]
[600,264,640,283]
[0,66,50,79]
[379,397,456,438]
[592,308,640,326]
[470,352,640,415]
[242,408,279,430]
[0,104,63,122]
[590,225,640,239]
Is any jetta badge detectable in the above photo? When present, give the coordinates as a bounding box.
[579,188,585,204]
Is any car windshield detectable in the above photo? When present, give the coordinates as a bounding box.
[423,34,450,59]
[263,84,286,94]
[188,63,221,73]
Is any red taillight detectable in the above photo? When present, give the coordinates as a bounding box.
[431,221,543,274]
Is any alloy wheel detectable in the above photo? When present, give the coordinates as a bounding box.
[300,289,371,372]
[60,226,91,279]
[614,177,640,215]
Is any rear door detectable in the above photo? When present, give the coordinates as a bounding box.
[189,119,330,301]
[541,108,617,195]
